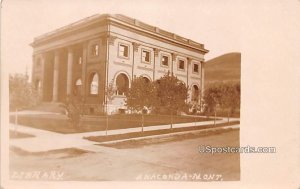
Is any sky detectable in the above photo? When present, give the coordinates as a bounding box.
[1,0,244,76]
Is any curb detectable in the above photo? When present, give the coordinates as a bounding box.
[97,124,240,145]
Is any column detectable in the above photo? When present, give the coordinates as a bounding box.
[81,42,88,97]
[66,47,74,96]
[187,57,191,86]
[200,61,205,110]
[40,54,46,100]
[153,48,160,80]
[171,53,177,74]
[52,50,59,102]
[132,42,140,80]
[201,61,205,97]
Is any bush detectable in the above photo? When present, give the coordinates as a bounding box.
[203,81,240,118]
[65,96,81,127]
[9,74,41,111]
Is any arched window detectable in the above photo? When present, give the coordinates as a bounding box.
[143,77,150,83]
[192,85,199,102]
[116,73,129,95]
[90,73,99,95]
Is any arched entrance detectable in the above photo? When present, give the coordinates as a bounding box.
[116,73,129,95]
[143,76,151,83]
[74,78,82,96]
[89,72,99,95]
[192,85,199,102]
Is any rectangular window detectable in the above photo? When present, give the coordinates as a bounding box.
[193,64,199,73]
[161,55,169,66]
[178,59,185,70]
[92,44,99,56]
[142,50,150,63]
[119,44,129,58]
[78,57,82,64]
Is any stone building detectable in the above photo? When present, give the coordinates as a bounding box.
[31,14,209,114]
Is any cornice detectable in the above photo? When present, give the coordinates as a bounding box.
[31,14,209,54]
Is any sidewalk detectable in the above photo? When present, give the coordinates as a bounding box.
[9,112,240,153]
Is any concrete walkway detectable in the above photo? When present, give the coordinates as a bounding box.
[9,111,240,153]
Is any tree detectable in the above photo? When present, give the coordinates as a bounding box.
[104,80,117,135]
[203,82,240,121]
[9,73,40,111]
[154,73,188,115]
[219,82,240,120]
[126,76,156,113]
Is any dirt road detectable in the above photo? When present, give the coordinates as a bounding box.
[10,129,240,181]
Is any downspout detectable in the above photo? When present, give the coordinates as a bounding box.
[200,61,204,112]
[153,48,157,80]
[105,27,110,114]
[186,58,189,104]
[132,43,135,81]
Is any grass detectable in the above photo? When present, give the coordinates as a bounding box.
[10,146,90,157]
[85,121,240,143]
[9,131,35,139]
[100,127,239,149]
[9,114,214,134]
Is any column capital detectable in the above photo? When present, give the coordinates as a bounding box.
[54,49,62,57]
[107,34,117,46]
[153,48,160,56]
[67,46,74,53]
[132,42,140,52]
[171,53,177,60]
[187,57,193,63]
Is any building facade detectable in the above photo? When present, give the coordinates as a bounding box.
[31,14,209,114]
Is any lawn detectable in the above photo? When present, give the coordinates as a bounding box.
[9,131,35,139]
[99,127,239,149]
[9,114,215,134]
[86,121,240,144]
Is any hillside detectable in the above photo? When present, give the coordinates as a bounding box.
[204,52,241,85]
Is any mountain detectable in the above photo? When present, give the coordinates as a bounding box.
[204,52,241,85]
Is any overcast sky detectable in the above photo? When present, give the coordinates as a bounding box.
[1,0,299,77]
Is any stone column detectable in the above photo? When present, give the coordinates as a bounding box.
[201,61,205,97]
[81,42,88,97]
[66,47,74,96]
[153,48,160,80]
[40,54,46,100]
[171,53,177,74]
[52,50,60,102]
[187,58,191,86]
[200,61,205,110]
[132,42,140,80]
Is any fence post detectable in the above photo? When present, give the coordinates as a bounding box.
[141,113,144,132]
[105,105,109,136]
[227,111,230,125]
[214,110,216,126]
[170,112,173,129]
[14,108,18,136]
